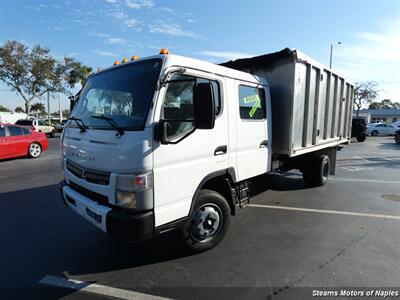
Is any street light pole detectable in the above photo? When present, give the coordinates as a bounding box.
[329,41,341,69]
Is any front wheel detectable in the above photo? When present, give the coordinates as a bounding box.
[181,189,231,253]
[395,134,400,144]
[28,142,42,158]
[371,130,378,136]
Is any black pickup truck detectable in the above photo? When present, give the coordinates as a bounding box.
[352,117,367,142]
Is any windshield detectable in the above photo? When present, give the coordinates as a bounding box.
[71,59,162,130]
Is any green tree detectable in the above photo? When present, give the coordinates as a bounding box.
[14,106,24,113]
[30,102,46,117]
[354,81,379,116]
[0,104,10,112]
[0,40,92,114]
[368,99,400,109]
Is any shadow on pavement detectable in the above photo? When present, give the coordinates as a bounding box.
[250,173,311,197]
[0,184,192,299]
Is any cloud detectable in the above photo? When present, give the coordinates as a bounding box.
[109,11,128,20]
[93,50,118,57]
[334,18,400,100]
[149,22,197,38]
[124,18,138,27]
[200,51,255,61]
[125,0,154,9]
[187,18,197,23]
[105,0,117,3]
[88,32,111,38]
[106,37,126,45]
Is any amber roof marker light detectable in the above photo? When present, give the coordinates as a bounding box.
[159,48,169,55]
[121,58,129,63]
[113,61,120,66]
[131,55,139,60]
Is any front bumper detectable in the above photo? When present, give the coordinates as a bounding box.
[59,181,154,243]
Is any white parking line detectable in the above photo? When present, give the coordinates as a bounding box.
[39,275,171,300]
[330,177,400,184]
[248,204,400,220]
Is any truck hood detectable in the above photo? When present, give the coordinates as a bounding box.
[62,127,153,173]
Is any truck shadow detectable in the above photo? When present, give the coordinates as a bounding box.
[250,172,310,196]
[0,184,192,299]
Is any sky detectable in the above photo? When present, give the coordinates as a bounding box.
[0,0,399,112]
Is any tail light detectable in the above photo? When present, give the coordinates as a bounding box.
[31,127,36,131]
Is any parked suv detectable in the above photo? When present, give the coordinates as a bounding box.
[15,119,55,137]
[395,130,400,144]
[351,117,367,142]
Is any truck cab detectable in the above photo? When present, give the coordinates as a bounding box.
[60,50,271,252]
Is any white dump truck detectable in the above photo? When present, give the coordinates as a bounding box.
[60,48,353,252]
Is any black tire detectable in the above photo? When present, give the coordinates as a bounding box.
[181,189,231,253]
[28,142,42,158]
[49,130,55,138]
[357,133,366,142]
[302,155,330,187]
[371,130,378,136]
[395,134,400,144]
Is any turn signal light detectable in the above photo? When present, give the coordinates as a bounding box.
[131,55,139,60]
[121,58,128,63]
[159,48,169,55]
[113,61,120,65]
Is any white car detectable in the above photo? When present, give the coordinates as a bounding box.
[367,123,397,136]
[15,119,56,137]
[391,121,400,128]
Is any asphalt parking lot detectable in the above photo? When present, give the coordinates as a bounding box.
[1,136,399,300]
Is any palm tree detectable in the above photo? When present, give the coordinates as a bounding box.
[30,102,46,118]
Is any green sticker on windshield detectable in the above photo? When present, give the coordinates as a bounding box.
[243,94,260,118]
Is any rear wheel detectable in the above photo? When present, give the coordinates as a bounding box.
[28,142,42,158]
[181,189,231,253]
[302,155,330,187]
[371,130,378,136]
[395,134,400,144]
[357,133,366,142]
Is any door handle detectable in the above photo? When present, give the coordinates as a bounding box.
[214,145,227,156]
[259,140,268,148]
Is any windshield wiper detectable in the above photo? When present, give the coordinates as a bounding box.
[68,116,88,132]
[90,114,125,136]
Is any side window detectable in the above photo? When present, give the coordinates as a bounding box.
[0,127,5,137]
[22,128,30,135]
[8,126,23,136]
[163,74,220,139]
[238,85,266,120]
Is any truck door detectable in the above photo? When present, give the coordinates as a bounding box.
[235,82,269,181]
[153,71,229,227]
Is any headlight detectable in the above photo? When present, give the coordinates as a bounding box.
[116,172,153,210]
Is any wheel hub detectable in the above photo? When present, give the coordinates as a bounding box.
[189,204,222,243]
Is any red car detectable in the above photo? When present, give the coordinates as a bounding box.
[0,124,48,160]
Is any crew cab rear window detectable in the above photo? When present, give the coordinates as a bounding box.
[22,128,30,134]
[238,85,266,120]
[0,127,5,137]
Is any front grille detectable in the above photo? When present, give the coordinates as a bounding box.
[66,159,110,185]
[69,182,109,205]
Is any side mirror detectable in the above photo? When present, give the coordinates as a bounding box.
[154,120,171,145]
[194,82,215,129]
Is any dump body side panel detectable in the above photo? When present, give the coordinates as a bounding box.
[222,48,354,157]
